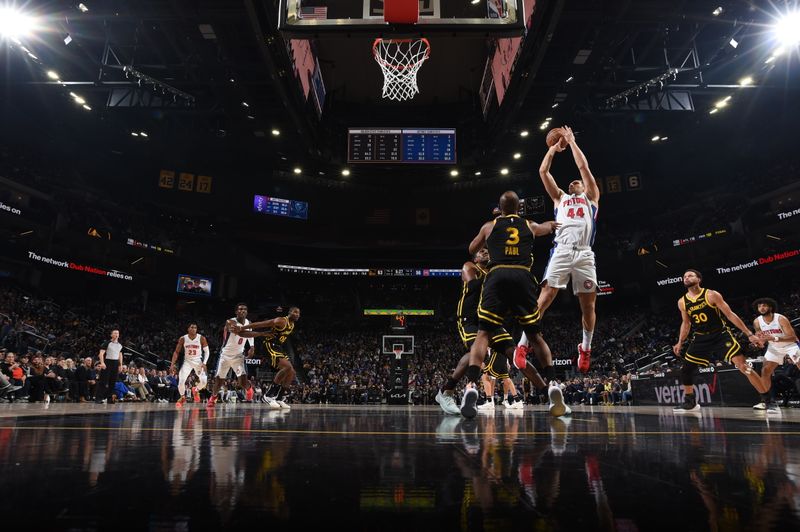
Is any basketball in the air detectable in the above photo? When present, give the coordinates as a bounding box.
[546,127,565,148]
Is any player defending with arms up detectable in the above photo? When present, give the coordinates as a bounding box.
[208,303,255,407]
[235,307,301,409]
[516,126,600,374]
[672,269,765,412]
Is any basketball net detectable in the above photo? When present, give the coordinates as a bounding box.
[393,347,404,360]
[372,38,430,101]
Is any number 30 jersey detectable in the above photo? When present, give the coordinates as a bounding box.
[554,192,598,248]
[684,288,726,335]
[486,215,534,269]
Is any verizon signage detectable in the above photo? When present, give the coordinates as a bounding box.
[28,251,134,282]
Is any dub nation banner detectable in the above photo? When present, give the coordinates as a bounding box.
[28,251,134,282]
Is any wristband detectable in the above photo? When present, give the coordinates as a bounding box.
[774,336,780,342]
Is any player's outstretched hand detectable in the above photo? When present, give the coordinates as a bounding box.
[672,343,683,356]
[562,126,575,145]
[748,334,764,348]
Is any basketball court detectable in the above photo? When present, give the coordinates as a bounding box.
[2,0,800,529]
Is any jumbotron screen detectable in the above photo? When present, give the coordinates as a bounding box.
[176,274,213,296]
[347,128,456,163]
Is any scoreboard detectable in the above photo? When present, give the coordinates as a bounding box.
[253,195,309,220]
[347,128,456,163]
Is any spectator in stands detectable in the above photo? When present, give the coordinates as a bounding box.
[75,357,96,402]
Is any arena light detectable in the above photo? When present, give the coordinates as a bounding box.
[739,76,753,86]
[774,11,800,47]
[729,38,738,49]
[0,8,37,39]
[131,132,139,137]
[519,130,529,137]
[450,169,459,177]
[709,108,719,114]
[241,101,250,108]
[474,171,482,176]
[651,135,661,142]
[715,96,731,108]
[82,104,91,111]
[46,70,60,80]
[500,168,509,175]
[271,129,280,136]
[72,95,86,105]
[139,131,148,137]
[565,76,574,83]
[551,103,559,109]
[513,153,521,159]
[78,3,89,12]
[341,169,350,176]
[293,167,302,174]
[712,6,723,16]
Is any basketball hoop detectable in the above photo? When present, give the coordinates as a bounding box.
[372,38,430,102]
[393,346,404,360]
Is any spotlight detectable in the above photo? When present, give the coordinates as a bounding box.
[474,171,482,176]
[651,136,661,142]
[520,130,529,137]
[73,96,86,105]
[775,11,800,47]
[46,70,60,80]
[712,7,723,16]
[714,96,731,108]
[500,168,509,175]
[78,3,89,13]
[709,108,719,114]
[0,8,37,39]
[471,0,480,4]
[131,132,139,137]
[661,136,669,141]
[140,132,148,137]
[247,115,255,120]
[82,104,91,111]
[341,169,350,176]
[565,76,574,83]
[513,153,521,159]
[729,38,738,49]
[739,76,753,86]
[242,101,250,107]
[271,129,280,136]
[293,167,302,174]
[551,103,559,109]
[450,169,459,177]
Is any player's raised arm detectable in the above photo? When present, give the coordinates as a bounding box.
[462,261,479,283]
[539,144,565,203]
[563,126,599,203]
[238,316,287,333]
[468,221,493,256]
[706,290,762,346]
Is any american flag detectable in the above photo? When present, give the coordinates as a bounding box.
[300,6,328,20]
[365,208,391,225]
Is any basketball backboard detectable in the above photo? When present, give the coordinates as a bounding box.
[382,335,414,355]
[278,0,525,37]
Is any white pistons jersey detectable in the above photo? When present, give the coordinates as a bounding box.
[758,314,794,349]
[182,334,204,363]
[220,318,250,357]
[554,192,598,248]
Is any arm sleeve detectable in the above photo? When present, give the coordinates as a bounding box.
[202,346,210,364]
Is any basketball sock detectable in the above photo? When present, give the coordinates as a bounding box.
[518,331,529,347]
[443,377,458,392]
[581,329,594,351]
[466,365,481,384]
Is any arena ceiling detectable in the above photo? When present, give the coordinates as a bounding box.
[1,0,799,192]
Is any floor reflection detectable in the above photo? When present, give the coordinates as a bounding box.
[0,406,798,530]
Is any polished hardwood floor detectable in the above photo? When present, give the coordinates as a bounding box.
[1,403,799,530]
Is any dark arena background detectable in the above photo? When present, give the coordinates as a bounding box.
[2,0,800,530]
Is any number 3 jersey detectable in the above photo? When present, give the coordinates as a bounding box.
[554,192,598,248]
[486,215,534,268]
[684,288,726,335]
[220,318,251,358]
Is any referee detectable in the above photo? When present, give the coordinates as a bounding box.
[95,329,124,404]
